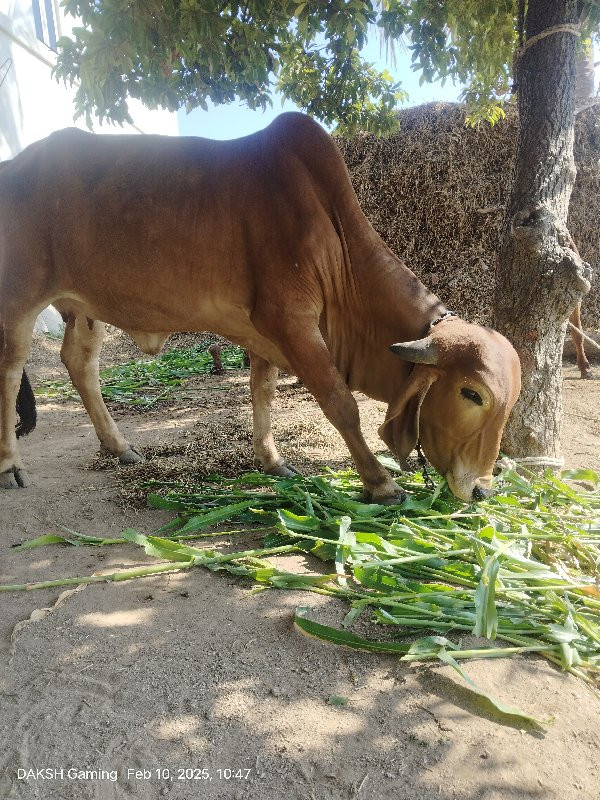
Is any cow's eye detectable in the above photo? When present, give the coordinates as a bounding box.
[461,387,483,406]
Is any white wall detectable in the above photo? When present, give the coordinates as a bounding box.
[1,1,179,335]
[0,0,178,161]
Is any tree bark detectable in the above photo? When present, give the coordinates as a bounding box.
[494,0,591,460]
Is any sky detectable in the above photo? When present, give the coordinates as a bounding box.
[177,34,464,139]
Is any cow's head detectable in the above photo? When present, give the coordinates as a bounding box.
[378,318,521,502]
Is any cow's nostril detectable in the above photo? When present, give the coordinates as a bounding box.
[472,485,488,501]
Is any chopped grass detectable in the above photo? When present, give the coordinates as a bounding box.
[140,464,600,680]
[6,462,600,723]
[35,343,246,407]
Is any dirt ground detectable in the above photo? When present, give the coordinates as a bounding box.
[1,331,599,800]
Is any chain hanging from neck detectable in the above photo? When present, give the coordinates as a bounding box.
[415,439,435,491]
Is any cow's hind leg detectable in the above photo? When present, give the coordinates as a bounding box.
[60,314,143,463]
[0,318,35,488]
[569,304,591,379]
[249,352,297,477]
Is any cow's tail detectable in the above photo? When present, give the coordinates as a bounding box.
[15,369,37,438]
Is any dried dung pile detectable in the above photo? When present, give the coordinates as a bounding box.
[337,102,600,329]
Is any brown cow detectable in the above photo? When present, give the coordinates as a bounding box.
[0,113,520,502]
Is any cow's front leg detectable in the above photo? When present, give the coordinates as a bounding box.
[0,319,34,488]
[255,320,403,503]
[249,352,297,477]
[59,314,143,464]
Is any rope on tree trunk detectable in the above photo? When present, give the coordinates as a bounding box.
[514,23,580,62]
[496,456,565,471]
[568,321,600,351]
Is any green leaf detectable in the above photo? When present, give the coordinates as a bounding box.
[473,548,503,639]
[435,648,549,727]
[561,468,599,487]
[327,695,349,706]
[122,530,197,562]
[176,501,257,533]
[407,635,459,655]
[295,608,411,654]
[15,534,72,549]
[310,541,338,561]
[376,454,404,472]
[268,572,335,589]
[147,493,189,511]
[335,516,354,586]
[342,604,366,628]
[277,509,320,532]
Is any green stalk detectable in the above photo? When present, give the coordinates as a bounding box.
[360,548,473,569]
[0,561,193,592]
[401,644,552,662]
[199,544,300,564]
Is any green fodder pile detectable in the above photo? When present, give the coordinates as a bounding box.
[337,102,600,329]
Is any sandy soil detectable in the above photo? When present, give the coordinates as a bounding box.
[1,332,599,800]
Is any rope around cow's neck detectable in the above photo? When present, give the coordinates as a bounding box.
[429,310,457,330]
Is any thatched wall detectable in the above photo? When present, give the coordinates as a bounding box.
[337,103,600,329]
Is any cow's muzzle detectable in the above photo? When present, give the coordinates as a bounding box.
[471,484,490,502]
[446,469,492,503]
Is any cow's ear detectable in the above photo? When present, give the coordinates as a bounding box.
[378,366,438,465]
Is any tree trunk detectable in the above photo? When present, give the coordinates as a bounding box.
[493,0,591,460]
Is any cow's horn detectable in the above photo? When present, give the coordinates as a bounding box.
[389,337,439,365]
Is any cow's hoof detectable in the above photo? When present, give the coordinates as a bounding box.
[362,488,406,505]
[266,462,301,478]
[378,492,407,505]
[0,468,30,489]
[14,468,30,488]
[1,469,19,489]
[118,447,144,465]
